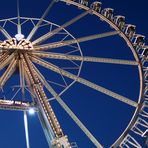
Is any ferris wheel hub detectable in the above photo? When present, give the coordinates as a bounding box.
[0,38,33,50]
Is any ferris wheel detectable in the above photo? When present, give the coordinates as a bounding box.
[0,0,147,147]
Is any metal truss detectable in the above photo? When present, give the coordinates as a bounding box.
[31,56,138,107]
[32,51,138,66]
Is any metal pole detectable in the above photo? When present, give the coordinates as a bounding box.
[24,111,30,148]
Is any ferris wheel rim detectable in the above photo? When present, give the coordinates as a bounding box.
[56,0,145,147]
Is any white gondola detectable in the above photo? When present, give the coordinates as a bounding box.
[79,0,88,6]
[90,1,102,12]
[123,24,136,39]
[131,117,148,136]
[140,101,148,118]
[120,134,142,148]
[101,8,114,20]
[133,34,145,47]
[142,47,148,57]
[113,15,125,29]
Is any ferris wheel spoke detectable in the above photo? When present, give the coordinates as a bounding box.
[19,54,26,101]
[34,30,120,51]
[47,80,67,88]
[32,51,138,66]
[31,56,138,107]
[27,0,56,41]
[16,0,21,34]
[33,64,103,148]
[0,51,9,62]
[0,26,11,39]
[0,58,17,88]
[0,52,15,70]
[19,59,25,96]
[32,9,92,45]
[24,68,36,99]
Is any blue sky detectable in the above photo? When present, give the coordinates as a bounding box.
[0,0,148,147]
